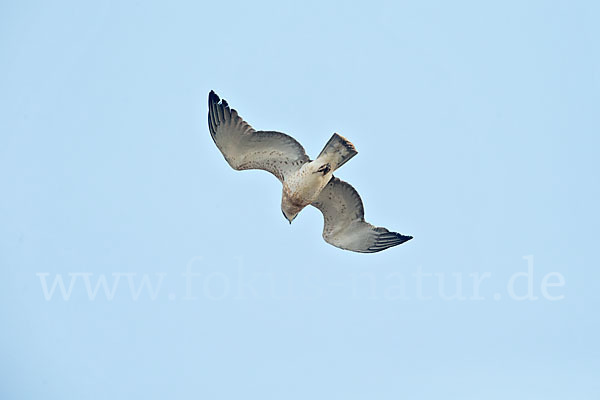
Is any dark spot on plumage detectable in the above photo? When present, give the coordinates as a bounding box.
[315,163,331,175]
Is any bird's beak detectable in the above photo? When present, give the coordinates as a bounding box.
[289,219,292,225]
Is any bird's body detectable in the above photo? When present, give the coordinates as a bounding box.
[282,162,333,219]
[281,133,355,220]
[208,90,412,253]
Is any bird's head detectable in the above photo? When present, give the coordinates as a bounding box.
[281,195,301,224]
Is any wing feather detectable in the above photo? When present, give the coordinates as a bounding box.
[208,91,309,181]
[311,177,412,253]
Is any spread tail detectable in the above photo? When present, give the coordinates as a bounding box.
[316,133,357,172]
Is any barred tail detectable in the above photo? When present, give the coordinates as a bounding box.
[316,133,358,172]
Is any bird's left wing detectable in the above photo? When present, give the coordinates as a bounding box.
[311,177,412,253]
[208,91,309,182]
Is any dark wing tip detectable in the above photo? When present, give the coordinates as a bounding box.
[208,90,220,104]
[208,90,222,140]
[367,231,413,253]
[209,91,230,111]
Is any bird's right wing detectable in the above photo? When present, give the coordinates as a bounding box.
[208,91,309,182]
[311,177,412,253]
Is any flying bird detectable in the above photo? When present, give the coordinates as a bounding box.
[208,91,412,253]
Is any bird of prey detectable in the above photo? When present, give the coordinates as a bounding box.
[208,91,412,253]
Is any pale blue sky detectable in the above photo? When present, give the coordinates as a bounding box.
[1,1,599,399]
